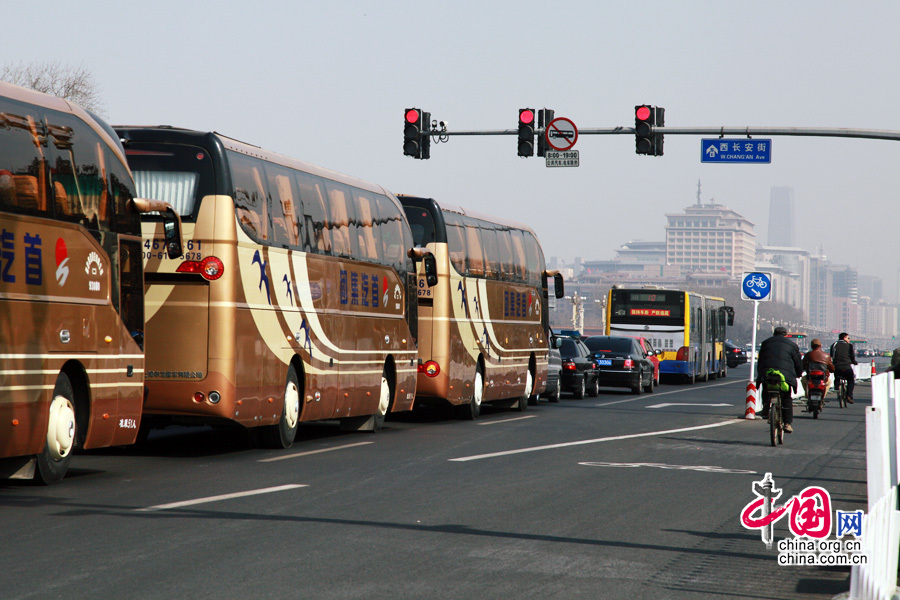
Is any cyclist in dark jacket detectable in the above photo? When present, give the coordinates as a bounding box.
[830,332,857,403]
[755,326,803,432]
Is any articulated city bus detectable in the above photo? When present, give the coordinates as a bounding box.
[400,196,563,418]
[605,288,733,383]
[116,126,422,446]
[0,82,181,483]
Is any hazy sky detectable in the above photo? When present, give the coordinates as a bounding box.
[6,1,899,295]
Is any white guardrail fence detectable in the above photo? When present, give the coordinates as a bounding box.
[846,371,900,600]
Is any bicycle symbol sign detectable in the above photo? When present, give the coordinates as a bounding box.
[741,271,772,301]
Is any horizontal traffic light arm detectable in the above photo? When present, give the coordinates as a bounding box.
[417,126,900,141]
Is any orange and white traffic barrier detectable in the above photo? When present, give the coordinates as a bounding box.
[745,382,757,419]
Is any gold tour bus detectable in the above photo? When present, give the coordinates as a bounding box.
[116,126,427,447]
[0,82,182,483]
[400,196,563,419]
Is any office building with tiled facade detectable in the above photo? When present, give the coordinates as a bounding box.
[665,202,756,277]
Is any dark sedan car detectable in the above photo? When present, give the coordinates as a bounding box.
[558,337,599,399]
[583,335,657,394]
[725,341,748,368]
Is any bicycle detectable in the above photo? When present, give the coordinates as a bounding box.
[763,371,785,447]
[835,375,847,409]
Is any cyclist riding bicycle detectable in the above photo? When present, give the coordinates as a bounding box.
[756,326,803,433]
[830,332,857,404]
[801,339,834,399]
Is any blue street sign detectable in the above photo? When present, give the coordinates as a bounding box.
[701,138,772,163]
[741,271,772,301]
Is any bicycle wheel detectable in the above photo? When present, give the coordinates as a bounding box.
[769,396,778,447]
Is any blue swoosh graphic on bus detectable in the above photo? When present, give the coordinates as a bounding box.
[251,250,271,305]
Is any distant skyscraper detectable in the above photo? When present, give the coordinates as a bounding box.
[767,186,795,247]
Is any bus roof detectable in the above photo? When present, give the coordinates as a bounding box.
[114,125,392,197]
[398,194,537,236]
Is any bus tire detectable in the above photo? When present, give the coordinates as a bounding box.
[259,365,300,449]
[457,364,484,420]
[515,366,533,412]
[372,365,394,431]
[35,373,76,485]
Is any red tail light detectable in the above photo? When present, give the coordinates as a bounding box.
[563,361,576,371]
[623,358,634,369]
[676,347,690,361]
[177,256,224,281]
[417,360,440,377]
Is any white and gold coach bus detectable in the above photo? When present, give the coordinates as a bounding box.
[116,126,424,447]
[0,82,181,483]
[400,196,563,419]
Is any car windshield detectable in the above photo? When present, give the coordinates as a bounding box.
[584,337,633,354]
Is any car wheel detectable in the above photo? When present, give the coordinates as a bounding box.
[632,371,644,395]
[644,371,655,393]
[574,376,586,399]
[587,376,599,397]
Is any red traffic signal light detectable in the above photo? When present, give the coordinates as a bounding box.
[518,108,535,157]
[403,108,430,159]
[635,105,664,156]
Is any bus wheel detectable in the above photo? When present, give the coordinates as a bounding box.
[260,365,300,449]
[372,367,393,431]
[515,369,533,412]
[35,374,76,485]
[457,365,483,420]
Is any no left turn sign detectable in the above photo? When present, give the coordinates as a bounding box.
[545,117,578,151]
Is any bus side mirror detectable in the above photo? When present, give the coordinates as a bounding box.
[554,273,564,299]
[408,247,438,287]
[132,197,184,259]
[163,215,183,259]
[423,253,438,287]
[724,306,735,327]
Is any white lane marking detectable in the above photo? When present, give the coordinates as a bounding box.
[579,461,756,474]
[594,379,744,407]
[258,441,374,463]
[136,484,307,512]
[646,403,733,409]
[477,415,538,426]
[448,420,741,462]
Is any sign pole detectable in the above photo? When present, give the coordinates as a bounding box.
[749,299,759,383]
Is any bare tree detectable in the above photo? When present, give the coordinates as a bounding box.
[1,60,105,116]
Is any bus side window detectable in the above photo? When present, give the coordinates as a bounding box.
[443,215,468,275]
[480,224,501,280]
[297,173,331,255]
[463,217,485,277]
[354,190,382,262]
[496,227,515,282]
[266,167,300,248]
[230,154,268,242]
[509,229,527,283]
[523,231,542,286]
[376,194,407,271]
[324,181,355,258]
[0,106,49,216]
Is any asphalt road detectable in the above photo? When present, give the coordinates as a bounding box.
[0,363,875,600]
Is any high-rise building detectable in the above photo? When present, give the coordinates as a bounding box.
[768,186,796,247]
[665,201,756,278]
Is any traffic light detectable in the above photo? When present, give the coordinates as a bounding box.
[403,108,430,159]
[537,108,555,157]
[518,108,535,157]
[635,105,664,156]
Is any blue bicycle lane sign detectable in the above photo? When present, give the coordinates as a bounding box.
[741,271,772,301]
